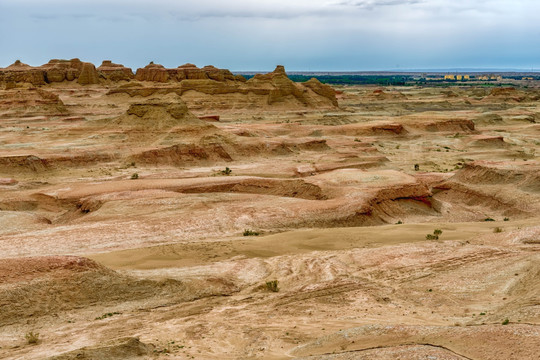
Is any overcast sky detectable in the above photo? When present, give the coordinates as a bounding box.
[0,0,538,71]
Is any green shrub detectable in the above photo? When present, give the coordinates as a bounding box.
[265,280,279,292]
[503,217,509,221]
[493,227,503,233]
[243,229,260,236]
[433,229,443,236]
[220,167,232,175]
[130,173,139,180]
[484,217,495,221]
[95,312,121,320]
[426,234,439,240]
[396,220,403,224]
[502,318,509,325]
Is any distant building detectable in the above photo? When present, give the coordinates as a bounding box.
[444,74,469,81]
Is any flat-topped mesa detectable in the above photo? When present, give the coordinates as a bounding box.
[97,60,134,81]
[40,58,84,82]
[178,63,209,80]
[135,62,170,82]
[0,58,102,85]
[134,62,240,83]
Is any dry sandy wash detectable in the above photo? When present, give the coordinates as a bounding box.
[0,61,539,359]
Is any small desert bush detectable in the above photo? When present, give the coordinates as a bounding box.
[493,227,503,233]
[25,331,40,344]
[396,220,403,224]
[265,280,279,292]
[502,318,510,325]
[220,167,232,175]
[504,217,510,221]
[243,229,260,236]
[484,217,495,222]
[426,229,442,240]
[95,311,121,320]
[130,173,139,180]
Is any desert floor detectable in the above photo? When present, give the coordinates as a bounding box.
[0,82,539,359]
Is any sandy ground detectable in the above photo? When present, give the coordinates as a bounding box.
[0,81,539,359]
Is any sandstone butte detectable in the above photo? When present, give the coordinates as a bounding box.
[0,59,338,107]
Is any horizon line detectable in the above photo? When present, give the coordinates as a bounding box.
[2,59,539,74]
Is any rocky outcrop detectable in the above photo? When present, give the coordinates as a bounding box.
[0,58,99,85]
[304,77,338,106]
[77,62,100,85]
[134,62,170,82]
[178,63,208,80]
[134,62,239,83]
[109,95,216,132]
[0,60,46,85]
[40,58,84,83]
[0,88,67,117]
[247,65,338,107]
[109,65,338,110]
[97,60,134,81]
[1,60,338,109]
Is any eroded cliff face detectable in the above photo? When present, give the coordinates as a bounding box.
[116,64,338,110]
[97,60,134,81]
[133,62,241,83]
[0,59,131,85]
[1,60,338,110]
[0,60,47,86]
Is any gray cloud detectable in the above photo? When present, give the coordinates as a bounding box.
[338,0,424,10]
[1,0,539,71]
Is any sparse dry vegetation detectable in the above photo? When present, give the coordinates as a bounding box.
[25,332,40,345]
[265,280,279,292]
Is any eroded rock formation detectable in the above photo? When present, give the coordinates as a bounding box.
[112,65,338,110]
[97,60,134,81]
[0,60,338,109]
[134,62,240,82]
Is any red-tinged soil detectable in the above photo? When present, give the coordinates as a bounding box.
[0,71,539,359]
